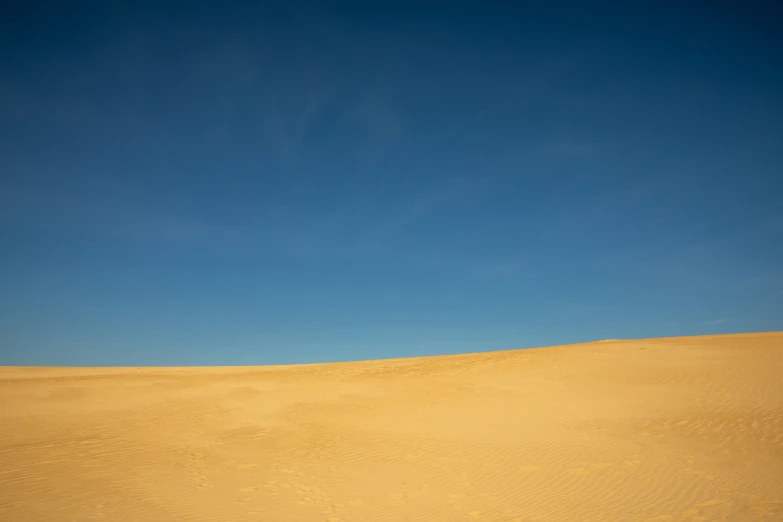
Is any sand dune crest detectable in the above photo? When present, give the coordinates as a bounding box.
[1,332,782,521]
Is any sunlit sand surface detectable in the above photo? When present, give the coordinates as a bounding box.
[1,332,781,521]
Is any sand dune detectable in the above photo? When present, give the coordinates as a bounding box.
[1,332,782,521]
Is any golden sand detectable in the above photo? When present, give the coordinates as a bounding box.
[1,332,781,521]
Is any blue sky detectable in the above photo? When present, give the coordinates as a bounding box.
[1,2,781,366]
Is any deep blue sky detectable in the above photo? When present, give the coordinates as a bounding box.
[1,2,781,366]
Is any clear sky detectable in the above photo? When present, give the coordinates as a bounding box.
[1,2,781,366]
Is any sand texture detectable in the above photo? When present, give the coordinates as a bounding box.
[1,332,782,521]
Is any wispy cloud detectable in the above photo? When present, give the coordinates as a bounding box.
[345,176,484,257]
[381,181,471,232]
[250,175,521,276]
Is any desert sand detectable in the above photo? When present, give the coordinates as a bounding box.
[1,332,781,521]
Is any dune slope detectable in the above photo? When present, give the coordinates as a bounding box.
[1,332,782,521]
